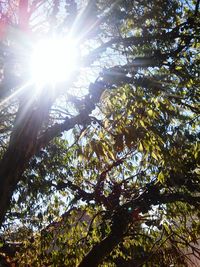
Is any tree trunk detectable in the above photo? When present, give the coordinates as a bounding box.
[0,145,29,226]
[0,89,53,226]
[78,213,128,267]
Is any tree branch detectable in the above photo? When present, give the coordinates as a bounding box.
[78,182,200,267]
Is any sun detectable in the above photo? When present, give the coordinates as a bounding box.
[30,37,78,86]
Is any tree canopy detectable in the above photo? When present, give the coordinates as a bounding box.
[0,0,199,266]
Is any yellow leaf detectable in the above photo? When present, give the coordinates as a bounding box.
[138,142,143,152]
[140,120,145,128]
[152,152,158,160]
[147,109,153,117]
[158,171,165,183]
[107,150,115,160]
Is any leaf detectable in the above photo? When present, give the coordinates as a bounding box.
[147,109,153,117]
[138,142,143,152]
[175,66,182,70]
[107,149,115,160]
[140,120,145,128]
[158,171,165,183]
[152,152,158,160]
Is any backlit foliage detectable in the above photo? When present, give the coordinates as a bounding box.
[0,0,199,266]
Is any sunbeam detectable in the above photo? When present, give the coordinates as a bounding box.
[68,1,120,43]
[0,81,33,110]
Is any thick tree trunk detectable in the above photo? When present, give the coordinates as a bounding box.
[77,185,160,267]
[0,90,53,226]
[78,232,124,267]
[0,146,29,226]
[78,212,128,267]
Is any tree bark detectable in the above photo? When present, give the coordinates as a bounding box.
[78,212,128,267]
[78,232,124,267]
[0,90,53,226]
[0,146,29,226]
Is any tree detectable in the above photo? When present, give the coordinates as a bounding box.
[0,0,199,266]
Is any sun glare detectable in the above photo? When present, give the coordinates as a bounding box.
[31,38,78,86]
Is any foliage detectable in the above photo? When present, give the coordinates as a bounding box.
[0,0,199,266]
